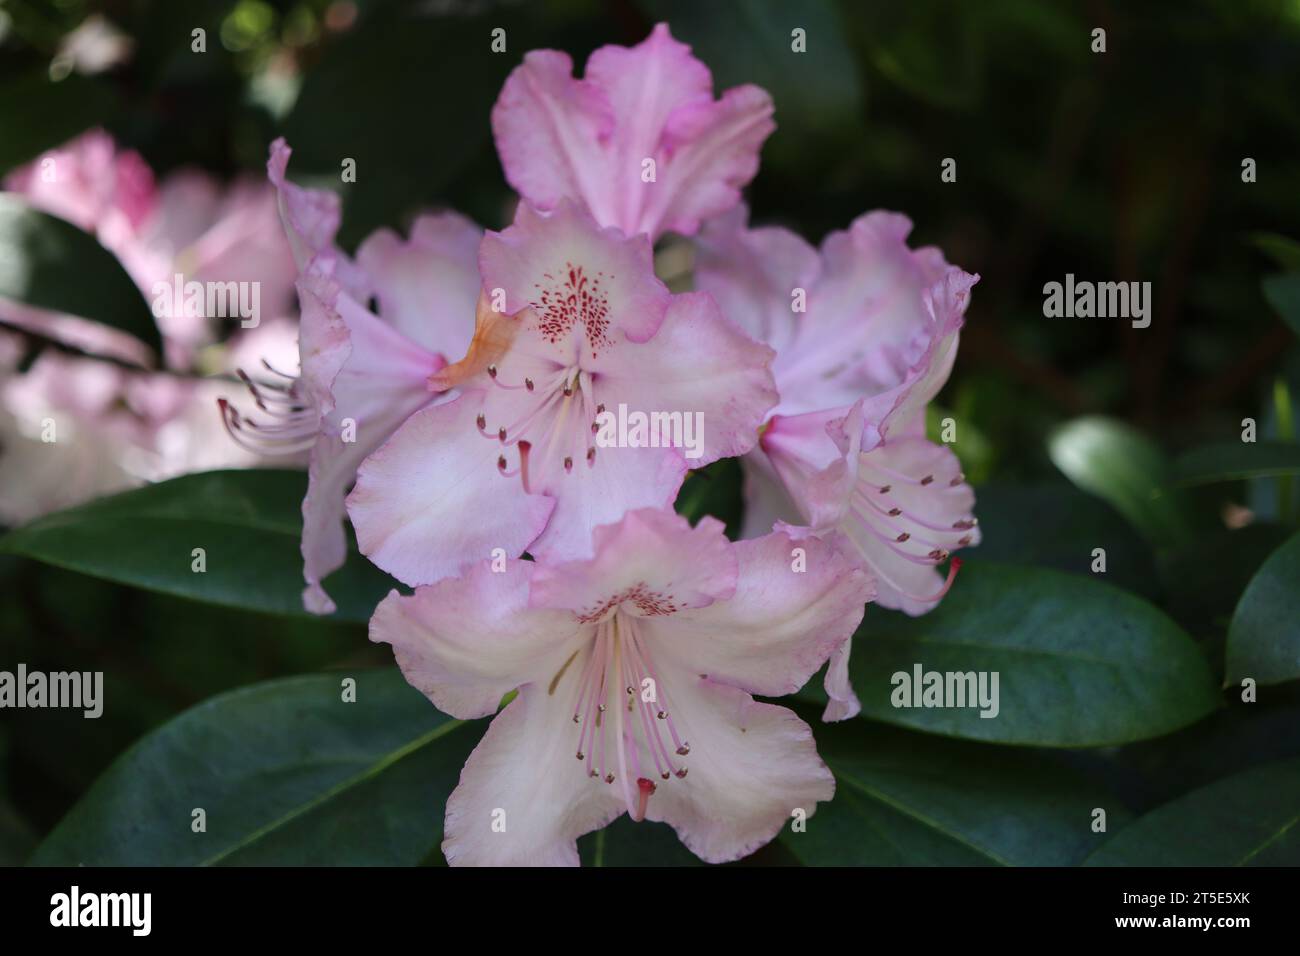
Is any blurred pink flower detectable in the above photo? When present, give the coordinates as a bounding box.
[0,130,301,526]
[371,507,871,865]
[492,23,774,241]
[695,206,981,720]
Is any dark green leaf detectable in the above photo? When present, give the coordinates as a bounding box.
[1048,416,1196,546]
[0,195,161,356]
[780,717,1129,865]
[31,670,480,866]
[971,481,1158,597]
[825,562,1220,746]
[1084,758,1300,866]
[1171,440,1300,486]
[0,469,397,623]
[578,815,702,867]
[1226,530,1300,686]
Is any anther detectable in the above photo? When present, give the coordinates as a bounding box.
[896,532,911,542]
[487,364,497,378]
[604,773,615,784]
[525,378,534,391]
[657,710,667,720]
[953,519,977,530]
[675,768,688,779]
[476,413,486,430]
[564,456,573,472]
[950,474,965,487]
[879,484,892,494]
[498,427,507,442]
[920,474,935,485]
[888,507,902,517]
[676,743,690,756]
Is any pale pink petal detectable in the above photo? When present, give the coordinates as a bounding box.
[294,273,446,612]
[640,82,774,239]
[694,204,819,356]
[370,561,583,719]
[355,212,482,359]
[837,435,979,615]
[640,530,872,698]
[478,199,669,347]
[346,389,556,586]
[738,450,801,540]
[491,23,772,240]
[822,639,861,722]
[490,49,617,227]
[593,290,777,463]
[524,440,690,563]
[442,683,624,866]
[529,508,736,619]
[645,675,834,864]
[853,266,979,444]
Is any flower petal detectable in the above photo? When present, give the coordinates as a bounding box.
[295,272,445,612]
[354,211,482,359]
[644,676,834,864]
[529,507,736,618]
[479,199,670,349]
[642,530,872,698]
[370,561,582,719]
[442,683,625,866]
[346,389,556,586]
[694,204,820,357]
[594,290,777,463]
[491,23,772,240]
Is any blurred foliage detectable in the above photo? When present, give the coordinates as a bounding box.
[2,0,1300,864]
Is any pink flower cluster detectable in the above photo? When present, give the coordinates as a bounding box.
[243,23,981,865]
[0,130,300,522]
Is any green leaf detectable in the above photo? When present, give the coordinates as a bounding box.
[0,470,397,623]
[780,718,1129,865]
[1226,530,1300,686]
[674,457,744,538]
[578,815,703,867]
[1263,273,1300,338]
[31,670,480,866]
[1048,416,1195,546]
[1171,440,1300,486]
[1084,758,1300,866]
[825,562,1220,746]
[0,73,119,177]
[971,481,1158,597]
[0,195,161,357]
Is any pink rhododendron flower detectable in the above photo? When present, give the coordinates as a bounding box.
[346,198,777,585]
[695,206,981,720]
[1,128,296,367]
[221,139,483,614]
[492,23,774,241]
[0,131,301,524]
[370,507,872,866]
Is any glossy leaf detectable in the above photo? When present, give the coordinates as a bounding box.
[0,470,397,623]
[31,670,480,866]
[1084,757,1300,866]
[0,195,161,356]
[831,562,1220,746]
[1226,530,1300,686]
